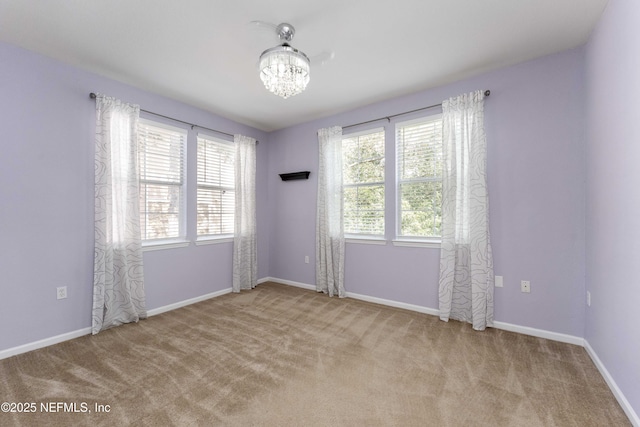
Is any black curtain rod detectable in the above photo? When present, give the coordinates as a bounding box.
[89,93,258,143]
[343,89,491,130]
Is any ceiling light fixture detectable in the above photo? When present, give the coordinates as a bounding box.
[259,23,310,99]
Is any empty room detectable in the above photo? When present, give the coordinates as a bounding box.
[0,0,638,425]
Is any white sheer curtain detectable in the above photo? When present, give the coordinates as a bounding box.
[93,94,146,335]
[438,90,494,331]
[316,126,345,297]
[232,134,257,292]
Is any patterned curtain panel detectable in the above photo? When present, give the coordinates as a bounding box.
[438,90,494,331]
[232,134,257,292]
[316,126,345,297]
[93,94,146,335]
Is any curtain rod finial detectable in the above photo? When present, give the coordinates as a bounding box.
[484,90,490,96]
[90,92,97,99]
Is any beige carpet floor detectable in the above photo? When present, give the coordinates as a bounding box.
[0,282,630,426]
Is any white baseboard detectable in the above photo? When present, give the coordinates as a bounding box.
[269,277,637,423]
[346,291,440,316]
[146,287,232,316]
[261,277,438,317]
[259,276,316,291]
[492,321,584,346]
[2,277,637,426]
[0,327,93,360]
[257,276,273,285]
[267,277,583,345]
[0,286,234,360]
[584,340,640,427]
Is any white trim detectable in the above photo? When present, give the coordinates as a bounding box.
[395,113,444,242]
[346,238,387,245]
[268,277,584,345]
[492,321,584,346]
[2,277,636,427]
[195,237,233,246]
[348,292,586,345]
[0,286,233,360]
[0,327,92,360]
[259,276,316,291]
[585,340,640,427]
[142,240,190,252]
[346,291,440,316]
[146,287,232,316]
[0,279,586,357]
[392,240,441,248]
[138,119,188,241]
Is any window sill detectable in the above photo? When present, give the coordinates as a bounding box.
[195,236,234,246]
[142,240,191,252]
[392,239,441,249]
[345,237,387,246]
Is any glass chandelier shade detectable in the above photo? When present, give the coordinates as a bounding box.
[259,44,310,99]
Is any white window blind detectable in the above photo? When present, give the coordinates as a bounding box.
[342,128,385,236]
[138,120,186,241]
[197,135,235,236]
[396,114,443,239]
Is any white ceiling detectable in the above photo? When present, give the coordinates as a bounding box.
[0,0,608,131]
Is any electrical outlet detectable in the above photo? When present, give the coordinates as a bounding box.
[521,280,531,293]
[305,255,309,264]
[587,291,591,307]
[57,286,67,300]
[495,275,503,288]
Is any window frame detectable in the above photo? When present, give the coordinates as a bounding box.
[137,118,188,249]
[195,134,235,242]
[342,127,386,239]
[394,114,443,247]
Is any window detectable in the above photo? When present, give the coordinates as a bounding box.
[197,135,235,237]
[138,120,186,241]
[396,114,443,240]
[342,128,385,236]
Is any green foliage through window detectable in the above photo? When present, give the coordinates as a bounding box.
[396,115,443,238]
[342,129,385,235]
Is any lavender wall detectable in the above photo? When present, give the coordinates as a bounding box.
[585,0,640,417]
[268,48,586,337]
[0,42,268,352]
[0,32,594,355]
[3,6,637,419]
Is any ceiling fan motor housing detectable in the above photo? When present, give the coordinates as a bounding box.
[276,23,295,42]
